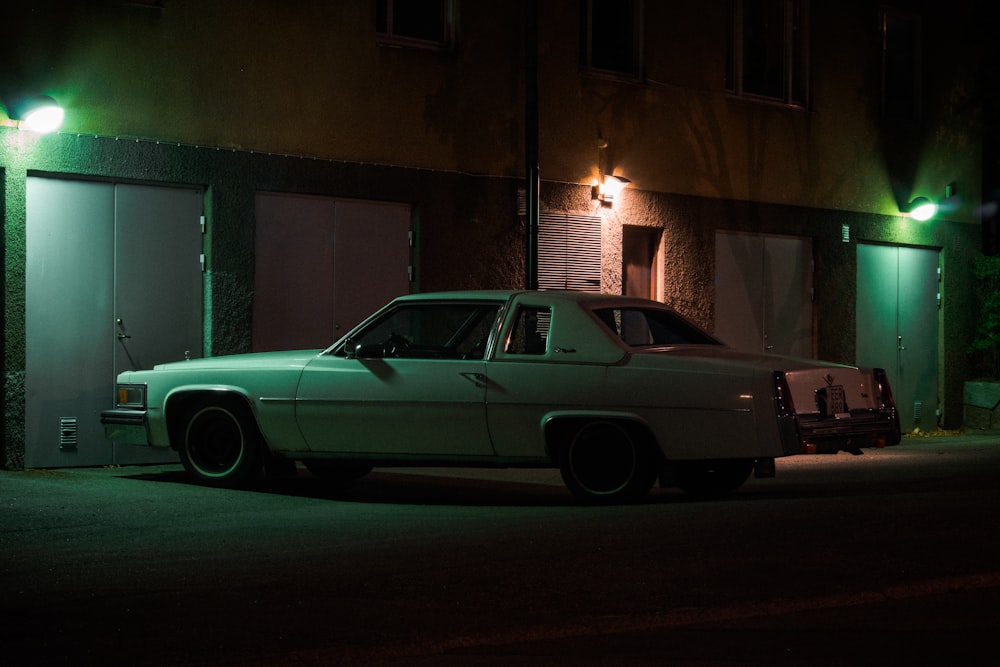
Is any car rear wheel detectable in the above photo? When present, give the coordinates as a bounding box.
[178,398,263,488]
[675,459,754,497]
[558,421,657,504]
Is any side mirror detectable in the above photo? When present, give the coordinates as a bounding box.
[344,337,384,359]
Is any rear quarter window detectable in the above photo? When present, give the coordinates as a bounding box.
[593,307,720,347]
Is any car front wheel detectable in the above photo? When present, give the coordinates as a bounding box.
[558,421,657,504]
[178,398,263,488]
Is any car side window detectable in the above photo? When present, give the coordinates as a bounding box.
[504,306,551,355]
[342,303,501,359]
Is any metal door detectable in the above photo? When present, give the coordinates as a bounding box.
[715,232,813,357]
[331,200,412,335]
[856,243,939,432]
[252,193,411,352]
[114,184,204,376]
[25,178,203,467]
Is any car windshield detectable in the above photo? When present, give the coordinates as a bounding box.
[337,302,502,359]
[593,307,720,347]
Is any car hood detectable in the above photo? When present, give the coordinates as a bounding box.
[152,349,323,372]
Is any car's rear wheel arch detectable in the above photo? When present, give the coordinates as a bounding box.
[545,415,659,459]
[545,416,660,504]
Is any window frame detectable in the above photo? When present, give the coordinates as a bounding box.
[376,0,456,53]
[727,0,810,108]
[335,300,503,360]
[502,306,552,356]
[580,0,645,82]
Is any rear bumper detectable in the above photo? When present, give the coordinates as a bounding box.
[100,409,151,446]
[796,408,901,453]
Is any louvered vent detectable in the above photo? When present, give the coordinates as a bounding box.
[59,417,78,451]
[538,212,602,292]
[913,401,923,424]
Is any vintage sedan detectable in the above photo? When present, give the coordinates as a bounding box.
[101,290,900,502]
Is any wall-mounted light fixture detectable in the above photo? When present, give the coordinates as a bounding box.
[9,95,65,134]
[593,137,630,206]
[598,174,631,204]
[905,196,938,222]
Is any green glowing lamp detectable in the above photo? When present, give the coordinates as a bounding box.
[906,197,937,222]
[15,95,65,134]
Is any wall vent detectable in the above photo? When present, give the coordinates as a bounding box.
[538,212,602,292]
[59,417,79,451]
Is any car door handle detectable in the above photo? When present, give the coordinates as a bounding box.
[460,372,489,388]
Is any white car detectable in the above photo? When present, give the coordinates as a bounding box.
[101,290,900,502]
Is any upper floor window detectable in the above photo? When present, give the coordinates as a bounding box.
[880,10,921,123]
[581,0,644,80]
[376,0,455,52]
[727,0,809,107]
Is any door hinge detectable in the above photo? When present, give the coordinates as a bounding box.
[200,215,206,234]
[408,230,415,247]
[200,253,206,272]
[408,265,414,281]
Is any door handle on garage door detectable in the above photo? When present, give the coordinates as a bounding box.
[116,318,131,341]
[898,335,906,351]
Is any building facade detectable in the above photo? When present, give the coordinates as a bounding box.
[1,0,988,469]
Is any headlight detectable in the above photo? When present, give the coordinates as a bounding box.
[116,383,147,409]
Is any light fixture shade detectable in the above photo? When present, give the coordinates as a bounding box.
[907,197,937,222]
[600,174,631,203]
[15,95,64,133]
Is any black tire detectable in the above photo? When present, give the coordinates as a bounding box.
[558,421,657,504]
[675,459,754,497]
[177,398,263,488]
[302,460,373,490]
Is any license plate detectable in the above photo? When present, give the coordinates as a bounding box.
[826,385,846,416]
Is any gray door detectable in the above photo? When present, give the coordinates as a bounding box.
[252,193,411,352]
[856,243,939,432]
[25,178,203,467]
[715,232,814,357]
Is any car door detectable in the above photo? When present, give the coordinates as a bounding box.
[294,300,502,456]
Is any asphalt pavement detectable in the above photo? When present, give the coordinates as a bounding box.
[2,430,999,666]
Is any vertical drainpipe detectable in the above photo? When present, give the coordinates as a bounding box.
[525,0,540,290]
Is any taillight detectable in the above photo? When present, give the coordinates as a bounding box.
[773,371,795,417]
[872,368,896,409]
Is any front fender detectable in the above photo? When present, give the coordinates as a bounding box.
[155,385,257,449]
